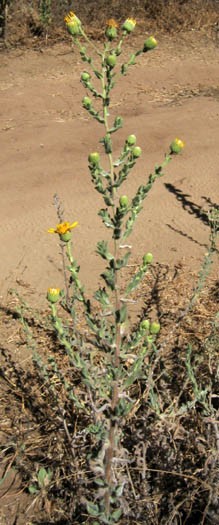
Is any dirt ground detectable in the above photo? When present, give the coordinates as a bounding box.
[0,30,219,525]
[0,31,218,308]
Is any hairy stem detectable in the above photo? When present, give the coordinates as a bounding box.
[101,46,121,516]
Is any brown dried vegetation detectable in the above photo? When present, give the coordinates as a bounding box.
[0,260,218,524]
[1,0,219,47]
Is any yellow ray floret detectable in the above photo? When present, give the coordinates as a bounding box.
[47,221,78,235]
[48,288,60,295]
[64,11,78,24]
[126,17,136,26]
[64,11,82,35]
[175,138,185,148]
[106,19,118,28]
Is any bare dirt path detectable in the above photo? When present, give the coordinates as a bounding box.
[0,34,218,307]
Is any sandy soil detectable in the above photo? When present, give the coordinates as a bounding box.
[0,33,218,309]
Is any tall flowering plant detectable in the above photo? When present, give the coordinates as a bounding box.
[45,12,184,523]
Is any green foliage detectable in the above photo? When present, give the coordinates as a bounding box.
[39,0,51,27]
[29,467,53,494]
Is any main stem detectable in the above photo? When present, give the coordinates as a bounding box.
[101,47,121,516]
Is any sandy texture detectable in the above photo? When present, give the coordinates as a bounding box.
[0,34,218,306]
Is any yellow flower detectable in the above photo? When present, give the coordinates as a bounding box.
[176,138,185,148]
[47,221,78,235]
[106,18,118,40]
[64,11,81,36]
[48,287,60,294]
[106,18,118,28]
[47,288,60,303]
[122,18,136,34]
[170,138,185,154]
[143,36,158,51]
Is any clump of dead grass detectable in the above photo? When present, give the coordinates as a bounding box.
[0,264,218,524]
[3,0,219,47]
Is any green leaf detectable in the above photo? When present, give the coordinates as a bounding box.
[104,195,114,206]
[38,467,52,489]
[87,423,102,434]
[129,53,136,65]
[115,251,131,269]
[28,484,39,494]
[85,315,98,333]
[112,508,123,520]
[96,241,114,261]
[98,209,114,228]
[118,399,133,415]
[94,288,111,307]
[101,268,116,290]
[123,371,139,389]
[83,378,95,389]
[69,390,85,409]
[0,468,15,486]
[124,268,145,295]
[102,134,112,154]
[108,116,123,134]
[38,468,47,488]
[94,69,102,79]
[86,501,100,517]
[121,63,128,75]
[95,478,105,486]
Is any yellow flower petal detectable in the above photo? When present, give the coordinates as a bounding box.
[126,17,136,26]
[64,11,79,25]
[47,288,60,303]
[64,11,81,36]
[122,17,137,34]
[48,288,60,295]
[106,18,118,28]
[56,221,71,235]
[175,138,185,148]
[47,221,78,235]
[69,221,78,230]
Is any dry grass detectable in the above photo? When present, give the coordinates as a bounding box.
[0,262,218,524]
[2,0,219,47]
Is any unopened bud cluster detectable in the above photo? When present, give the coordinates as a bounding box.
[140,319,160,335]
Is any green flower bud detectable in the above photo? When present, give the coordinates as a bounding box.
[150,322,160,335]
[105,19,118,40]
[82,96,92,109]
[47,288,60,303]
[81,72,90,82]
[106,26,117,40]
[132,146,142,158]
[89,152,100,165]
[143,36,158,52]
[64,11,81,36]
[122,18,136,34]
[119,195,129,208]
[127,134,136,146]
[60,232,71,242]
[106,54,117,67]
[143,252,153,264]
[170,138,185,154]
[140,319,150,331]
